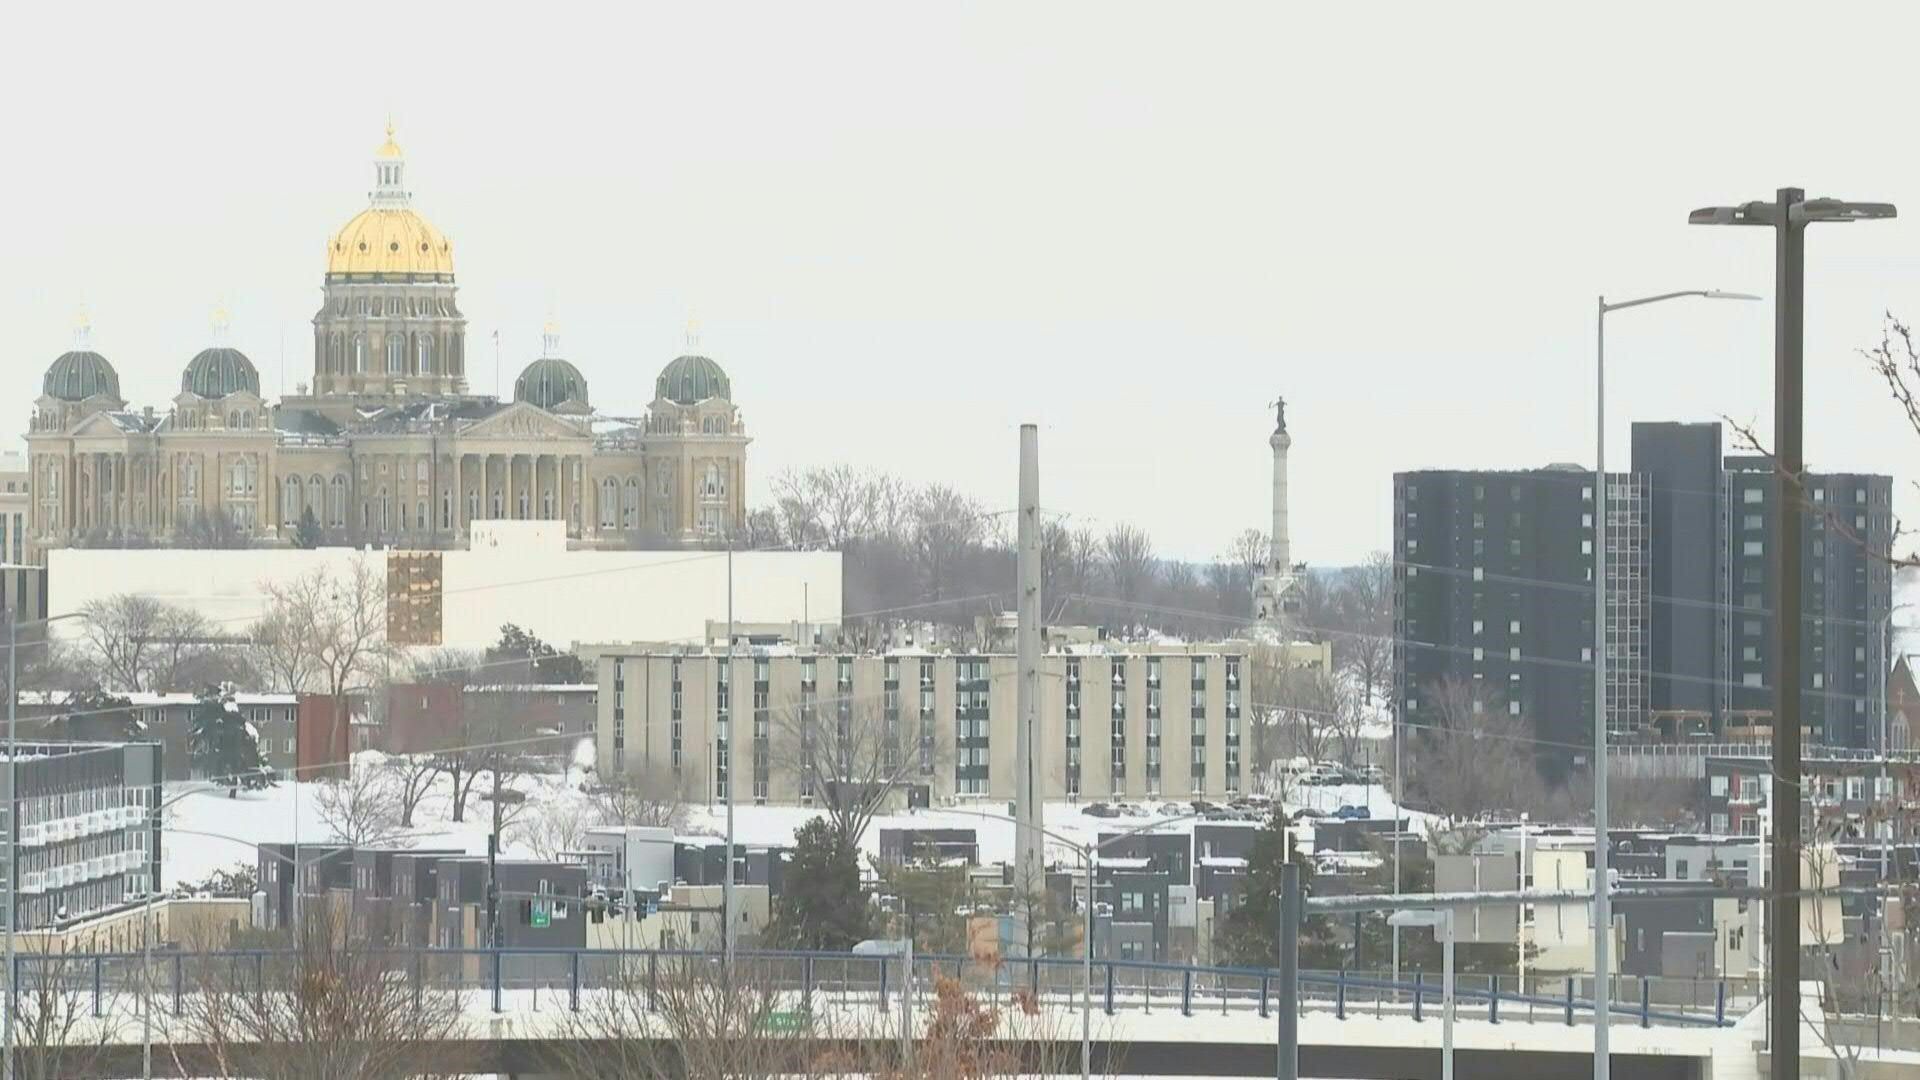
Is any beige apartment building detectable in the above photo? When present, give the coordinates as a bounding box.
[593,648,1247,806]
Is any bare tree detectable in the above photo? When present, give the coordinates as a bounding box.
[739,505,786,549]
[258,556,396,775]
[12,946,120,1080]
[515,795,594,861]
[1244,643,1298,777]
[1100,523,1157,616]
[145,603,217,692]
[1336,552,1395,704]
[179,908,474,1080]
[434,689,535,825]
[589,763,690,830]
[773,692,928,853]
[381,754,442,829]
[1214,527,1269,616]
[251,607,317,694]
[1269,664,1342,764]
[910,484,989,604]
[544,957,807,1080]
[1412,678,1543,818]
[314,767,404,846]
[78,593,164,691]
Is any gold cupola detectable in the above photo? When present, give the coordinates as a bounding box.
[325,123,454,278]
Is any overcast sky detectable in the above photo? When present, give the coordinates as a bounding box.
[6,2,1920,565]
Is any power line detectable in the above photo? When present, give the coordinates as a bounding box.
[1074,592,1886,706]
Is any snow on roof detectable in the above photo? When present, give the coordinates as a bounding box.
[463,683,597,694]
[17,691,299,707]
[1198,856,1248,869]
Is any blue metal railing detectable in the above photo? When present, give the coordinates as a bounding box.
[9,947,1738,1029]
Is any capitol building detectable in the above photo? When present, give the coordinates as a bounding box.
[24,128,749,562]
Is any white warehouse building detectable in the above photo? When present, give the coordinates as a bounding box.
[48,521,840,654]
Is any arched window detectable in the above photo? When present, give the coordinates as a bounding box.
[490,488,503,518]
[599,478,617,529]
[330,475,347,528]
[517,491,529,520]
[284,475,302,525]
[378,488,389,533]
[416,501,427,531]
[441,491,452,530]
[227,411,240,429]
[352,334,366,373]
[182,460,198,498]
[467,488,479,522]
[622,477,639,530]
[417,336,433,376]
[702,463,723,499]
[241,411,253,429]
[361,502,370,532]
[541,489,554,519]
[328,333,343,374]
[386,335,404,374]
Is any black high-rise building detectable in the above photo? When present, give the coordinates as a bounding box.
[1719,455,1893,749]
[1631,422,1723,727]
[1392,466,1637,778]
[1394,421,1894,775]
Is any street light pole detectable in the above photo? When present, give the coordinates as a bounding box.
[1690,189,1896,1080]
[1592,287,1758,1080]
[946,806,1203,1080]
[1082,844,1094,1080]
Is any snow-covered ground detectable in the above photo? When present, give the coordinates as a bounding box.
[161,748,1423,889]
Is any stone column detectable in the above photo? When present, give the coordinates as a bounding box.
[681,455,695,538]
[455,454,469,530]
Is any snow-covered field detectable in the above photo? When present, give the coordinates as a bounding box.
[161,748,1421,889]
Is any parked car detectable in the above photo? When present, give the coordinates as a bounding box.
[1081,802,1119,819]
[1332,804,1371,820]
[1289,807,1328,822]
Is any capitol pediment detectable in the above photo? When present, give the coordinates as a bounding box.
[66,410,150,440]
[458,401,589,441]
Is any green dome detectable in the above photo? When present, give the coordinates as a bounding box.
[180,347,260,398]
[515,357,590,410]
[655,354,731,405]
[42,350,121,402]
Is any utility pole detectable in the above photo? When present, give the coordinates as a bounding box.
[1014,424,1044,917]
[723,533,736,970]
[4,610,16,1080]
[1689,187,1896,1080]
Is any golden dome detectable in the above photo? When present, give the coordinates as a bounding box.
[327,207,454,276]
[326,123,453,277]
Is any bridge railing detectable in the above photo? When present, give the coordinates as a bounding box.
[8,948,1742,1028]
